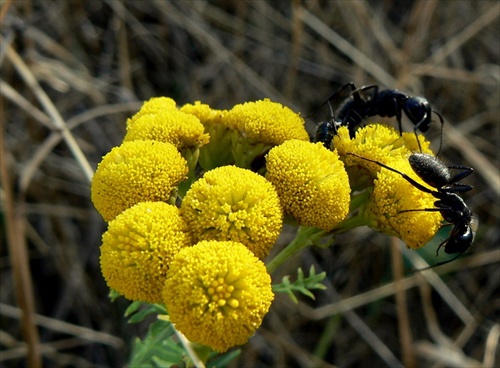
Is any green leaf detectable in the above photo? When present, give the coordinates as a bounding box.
[129,319,185,367]
[108,289,122,302]
[127,307,159,324]
[208,349,241,367]
[272,265,327,303]
[124,300,142,317]
[125,302,168,324]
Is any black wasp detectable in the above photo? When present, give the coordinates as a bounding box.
[348,152,475,268]
[312,83,444,153]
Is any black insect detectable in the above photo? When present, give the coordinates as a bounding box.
[313,99,343,149]
[309,83,354,149]
[311,83,445,153]
[348,152,475,268]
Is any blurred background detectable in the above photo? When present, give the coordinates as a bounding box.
[1,1,499,367]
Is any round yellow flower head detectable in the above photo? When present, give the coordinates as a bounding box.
[163,240,274,352]
[91,140,188,221]
[226,99,309,145]
[333,124,441,249]
[123,108,209,150]
[100,202,192,303]
[368,157,442,249]
[180,166,282,259]
[265,140,351,231]
[127,97,177,128]
[223,99,309,168]
[334,124,433,190]
[180,101,233,170]
[336,125,403,170]
[335,124,434,167]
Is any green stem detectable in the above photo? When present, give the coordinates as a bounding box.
[330,212,368,234]
[349,189,372,212]
[173,327,208,367]
[266,191,372,273]
[266,226,326,273]
[177,147,200,198]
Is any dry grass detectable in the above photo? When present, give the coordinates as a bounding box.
[1,1,499,367]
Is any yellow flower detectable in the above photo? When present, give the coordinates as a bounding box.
[123,108,209,151]
[335,124,433,173]
[180,166,282,259]
[265,140,351,231]
[180,101,233,170]
[180,101,227,127]
[333,124,442,249]
[226,99,309,145]
[401,131,433,154]
[367,156,442,249]
[100,202,191,303]
[163,240,273,352]
[127,97,177,128]
[91,140,188,221]
[224,99,309,168]
[334,124,434,190]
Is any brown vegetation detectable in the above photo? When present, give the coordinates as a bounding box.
[1,1,499,367]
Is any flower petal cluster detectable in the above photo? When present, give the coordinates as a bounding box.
[124,108,209,150]
[124,97,210,167]
[180,166,282,259]
[163,240,273,352]
[100,202,191,303]
[369,157,442,249]
[265,140,351,231]
[180,101,233,170]
[222,99,310,168]
[91,140,188,221]
[127,97,177,128]
[335,124,405,162]
[334,125,433,184]
[334,124,442,249]
[225,99,309,145]
[180,101,227,127]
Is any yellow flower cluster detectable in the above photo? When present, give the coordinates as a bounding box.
[92,94,448,355]
[127,97,177,126]
[180,101,233,170]
[266,140,351,231]
[225,99,310,145]
[124,108,209,150]
[91,140,188,221]
[334,125,442,249]
[163,240,274,352]
[93,97,310,352]
[370,157,442,249]
[180,100,226,127]
[225,99,310,169]
[181,166,283,259]
[100,202,191,303]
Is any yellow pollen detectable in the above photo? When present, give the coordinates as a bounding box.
[206,277,239,308]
